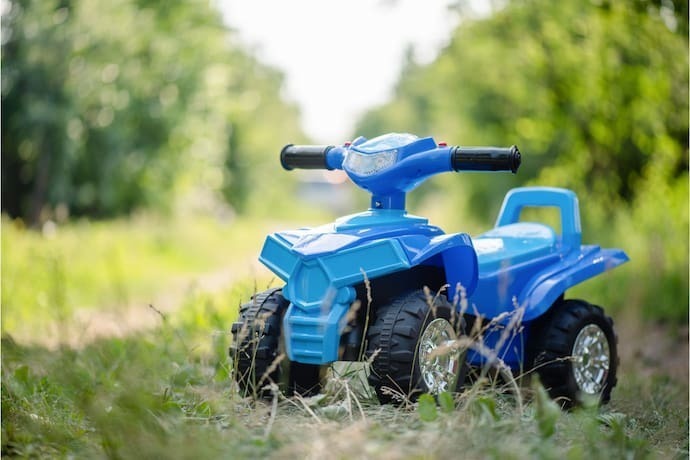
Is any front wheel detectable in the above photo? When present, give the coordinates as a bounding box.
[366,290,468,404]
[528,299,619,408]
[229,288,321,397]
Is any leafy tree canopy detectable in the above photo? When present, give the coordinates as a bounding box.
[356,0,687,220]
[2,0,305,223]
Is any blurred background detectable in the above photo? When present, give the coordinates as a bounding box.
[2,0,687,352]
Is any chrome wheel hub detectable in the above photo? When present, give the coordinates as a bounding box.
[571,323,610,394]
[418,318,460,393]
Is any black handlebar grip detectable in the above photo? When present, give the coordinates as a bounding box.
[451,145,521,173]
[280,144,335,170]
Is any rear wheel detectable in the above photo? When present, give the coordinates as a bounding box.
[230,289,321,397]
[528,299,618,408]
[366,289,467,404]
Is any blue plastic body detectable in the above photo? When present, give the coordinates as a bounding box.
[259,134,629,370]
[260,211,477,364]
[466,187,628,368]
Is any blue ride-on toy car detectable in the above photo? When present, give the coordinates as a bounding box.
[230,133,628,407]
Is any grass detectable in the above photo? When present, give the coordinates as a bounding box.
[2,280,688,459]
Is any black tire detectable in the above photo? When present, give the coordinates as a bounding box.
[229,288,321,397]
[366,289,468,404]
[528,298,619,408]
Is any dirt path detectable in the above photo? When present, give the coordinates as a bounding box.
[616,311,689,384]
[43,260,270,348]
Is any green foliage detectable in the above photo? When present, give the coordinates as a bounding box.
[533,378,561,439]
[437,390,455,414]
[470,394,501,423]
[355,0,688,321]
[2,0,305,223]
[417,393,438,421]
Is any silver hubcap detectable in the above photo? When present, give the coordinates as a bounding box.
[418,318,460,393]
[571,324,610,394]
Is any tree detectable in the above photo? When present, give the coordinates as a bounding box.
[2,0,305,223]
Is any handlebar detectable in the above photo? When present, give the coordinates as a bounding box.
[280,133,521,209]
[280,144,335,170]
[280,142,521,174]
[451,145,521,173]
[279,135,521,210]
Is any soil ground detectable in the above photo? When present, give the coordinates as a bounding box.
[616,310,689,384]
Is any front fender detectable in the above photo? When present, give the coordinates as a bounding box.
[258,228,478,364]
[398,233,478,300]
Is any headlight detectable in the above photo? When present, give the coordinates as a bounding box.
[343,149,398,176]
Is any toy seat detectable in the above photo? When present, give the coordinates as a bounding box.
[473,222,556,273]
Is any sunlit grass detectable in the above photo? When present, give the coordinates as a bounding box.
[0,213,316,341]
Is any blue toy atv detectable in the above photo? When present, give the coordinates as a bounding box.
[230,133,628,407]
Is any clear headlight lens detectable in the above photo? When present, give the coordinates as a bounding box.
[343,149,398,176]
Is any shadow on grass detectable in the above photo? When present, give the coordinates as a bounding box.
[2,326,688,459]
[1,328,285,459]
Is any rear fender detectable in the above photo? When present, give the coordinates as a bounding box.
[467,245,628,371]
[519,245,629,322]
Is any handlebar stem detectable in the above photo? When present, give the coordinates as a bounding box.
[371,192,406,210]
